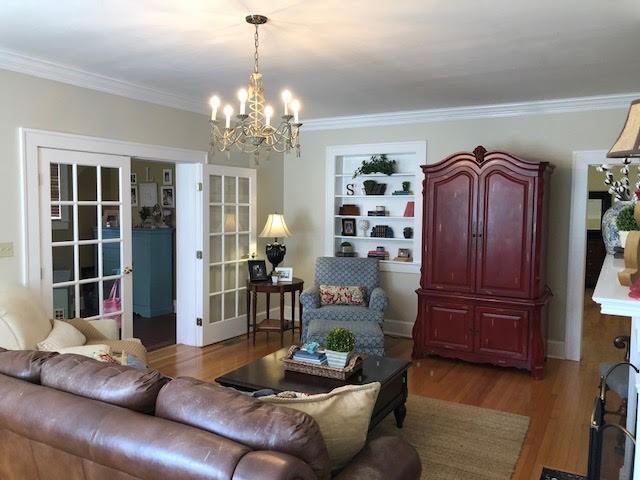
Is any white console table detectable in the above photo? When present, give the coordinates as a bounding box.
[593,254,639,480]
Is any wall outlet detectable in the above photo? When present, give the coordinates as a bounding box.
[0,242,14,258]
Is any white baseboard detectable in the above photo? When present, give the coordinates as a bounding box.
[547,340,566,359]
[383,319,413,338]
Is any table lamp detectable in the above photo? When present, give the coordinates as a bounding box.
[608,99,640,286]
[259,213,292,273]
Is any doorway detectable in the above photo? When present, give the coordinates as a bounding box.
[129,159,177,351]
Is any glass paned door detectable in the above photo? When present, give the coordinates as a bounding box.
[203,165,256,345]
[38,149,133,338]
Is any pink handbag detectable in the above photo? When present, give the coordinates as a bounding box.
[103,279,122,325]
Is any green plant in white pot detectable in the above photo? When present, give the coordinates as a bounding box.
[324,327,356,369]
[615,204,640,248]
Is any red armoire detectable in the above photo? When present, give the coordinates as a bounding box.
[412,146,553,378]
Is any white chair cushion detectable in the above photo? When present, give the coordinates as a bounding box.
[37,320,86,351]
[0,285,53,350]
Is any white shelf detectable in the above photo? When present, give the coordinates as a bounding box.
[335,195,414,199]
[335,173,415,178]
[335,235,413,242]
[335,215,414,220]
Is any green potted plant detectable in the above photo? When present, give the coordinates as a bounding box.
[324,327,356,368]
[271,270,281,285]
[615,204,639,247]
[353,154,397,178]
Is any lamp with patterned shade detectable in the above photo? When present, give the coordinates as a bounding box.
[259,213,292,273]
[608,99,640,158]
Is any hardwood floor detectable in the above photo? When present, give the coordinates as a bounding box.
[148,293,630,480]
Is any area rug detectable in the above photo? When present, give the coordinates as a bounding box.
[372,395,530,480]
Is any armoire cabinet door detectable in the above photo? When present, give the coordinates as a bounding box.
[474,306,528,360]
[424,169,477,292]
[476,167,534,298]
[423,301,473,352]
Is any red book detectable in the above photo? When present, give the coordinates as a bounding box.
[403,201,415,217]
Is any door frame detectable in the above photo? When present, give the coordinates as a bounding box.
[21,128,206,340]
[565,150,625,361]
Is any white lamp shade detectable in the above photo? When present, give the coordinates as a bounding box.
[260,214,292,238]
[608,99,640,158]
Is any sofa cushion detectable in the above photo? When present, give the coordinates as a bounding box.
[37,320,86,351]
[320,285,366,306]
[41,354,169,413]
[55,344,111,358]
[0,349,59,384]
[0,286,53,350]
[259,382,381,471]
[156,377,331,480]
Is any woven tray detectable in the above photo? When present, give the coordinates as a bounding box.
[283,345,364,381]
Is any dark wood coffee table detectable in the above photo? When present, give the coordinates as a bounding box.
[215,348,410,429]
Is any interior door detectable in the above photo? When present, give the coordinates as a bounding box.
[424,167,478,292]
[39,148,133,338]
[202,165,257,345]
[476,166,534,298]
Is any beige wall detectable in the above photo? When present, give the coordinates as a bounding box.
[284,108,628,343]
[0,69,283,284]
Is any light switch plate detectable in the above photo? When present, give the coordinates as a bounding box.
[0,242,14,258]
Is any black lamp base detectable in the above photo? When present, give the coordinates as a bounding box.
[265,242,286,274]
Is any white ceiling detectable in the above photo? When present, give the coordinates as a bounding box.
[1,0,639,118]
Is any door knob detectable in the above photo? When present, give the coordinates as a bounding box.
[123,266,133,274]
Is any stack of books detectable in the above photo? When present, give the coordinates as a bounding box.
[392,190,412,195]
[370,225,394,238]
[367,246,389,260]
[293,349,328,365]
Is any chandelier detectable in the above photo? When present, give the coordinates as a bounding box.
[208,14,302,157]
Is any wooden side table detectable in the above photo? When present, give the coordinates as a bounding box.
[246,277,304,346]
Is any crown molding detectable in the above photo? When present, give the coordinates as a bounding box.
[0,48,206,114]
[0,47,637,127]
[303,92,640,131]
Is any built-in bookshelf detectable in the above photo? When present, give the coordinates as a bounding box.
[325,142,426,273]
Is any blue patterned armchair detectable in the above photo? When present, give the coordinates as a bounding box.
[300,257,387,355]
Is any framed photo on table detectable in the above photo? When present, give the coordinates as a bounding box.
[248,260,269,281]
[275,267,293,282]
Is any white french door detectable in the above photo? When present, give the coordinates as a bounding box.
[38,148,133,338]
[203,165,257,345]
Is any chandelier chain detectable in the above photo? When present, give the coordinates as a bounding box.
[254,24,259,74]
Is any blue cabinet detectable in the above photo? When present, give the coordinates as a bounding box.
[101,228,174,318]
[132,228,174,318]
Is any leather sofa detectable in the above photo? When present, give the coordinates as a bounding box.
[0,349,421,480]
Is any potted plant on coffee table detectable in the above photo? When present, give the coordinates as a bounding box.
[324,327,356,369]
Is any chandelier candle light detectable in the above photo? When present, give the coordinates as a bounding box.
[208,15,303,158]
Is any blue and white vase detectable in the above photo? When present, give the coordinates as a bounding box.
[602,200,634,254]
[325,350,350,369]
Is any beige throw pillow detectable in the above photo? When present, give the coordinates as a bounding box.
[259,382,381,470]
[37,320,86,351]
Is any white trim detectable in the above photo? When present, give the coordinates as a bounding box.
[304,93,639,131]
[0,47,637,128]
[0,48,204,114]
[546,340,566,360]
[324,141,426,274]
[383,319,413,338]
[565,150,625,361]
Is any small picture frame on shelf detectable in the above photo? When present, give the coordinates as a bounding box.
[248,260,269,282]
[341,218,357,236]
[275,267,293,282]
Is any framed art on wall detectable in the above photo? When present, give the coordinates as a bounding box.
[131,185,138,207]
[163,168,173,185]
[131,173,137,184]
[139,182,158,207]
[161,186,175,207]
